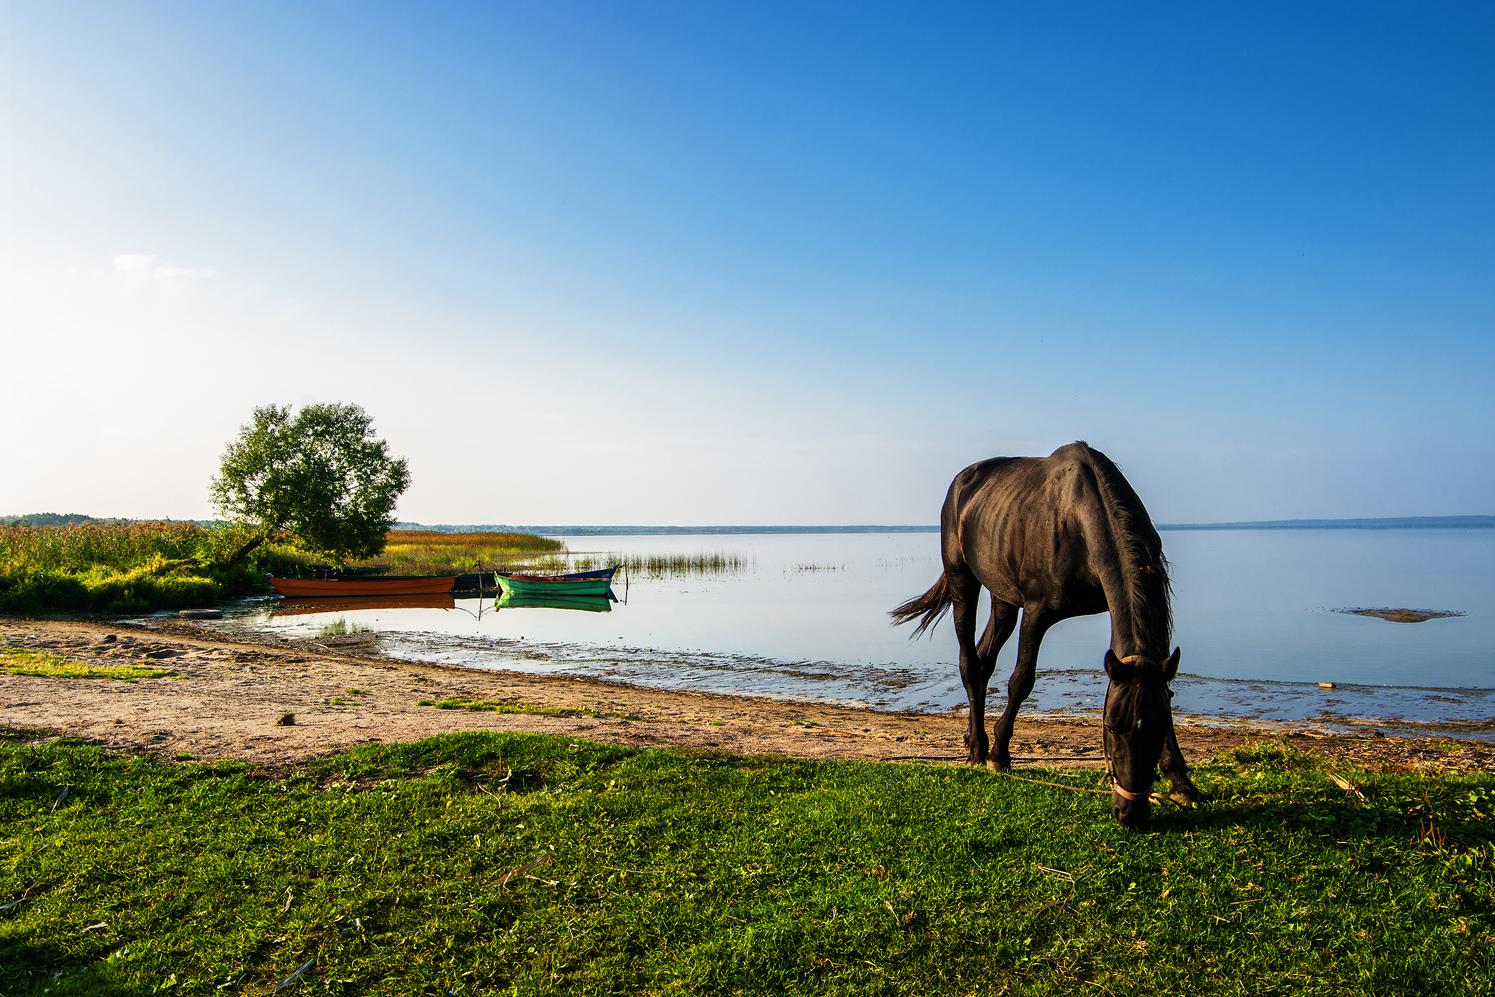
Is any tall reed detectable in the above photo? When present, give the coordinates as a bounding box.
[0,522,315,612]
[498,551,748,577]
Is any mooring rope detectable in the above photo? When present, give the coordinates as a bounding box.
[1002,771,1174,805]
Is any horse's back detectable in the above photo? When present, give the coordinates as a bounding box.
[940,444,1110,602]
[943,447,1091,533]
[941,456,1053,563]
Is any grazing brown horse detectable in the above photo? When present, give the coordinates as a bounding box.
[891,442,1202,827]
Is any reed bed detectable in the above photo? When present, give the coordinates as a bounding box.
[0,522,313,613]
[355,531,565,575]
[0,521,203,573]
[618,551,746,577]
[502,551,748,578]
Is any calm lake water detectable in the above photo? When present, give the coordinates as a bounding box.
[211,529,1494,735]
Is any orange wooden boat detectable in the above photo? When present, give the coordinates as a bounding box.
[268,575,457,598]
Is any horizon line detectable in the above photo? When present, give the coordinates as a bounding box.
[4,513,1492,533]
[389,514,1495,535]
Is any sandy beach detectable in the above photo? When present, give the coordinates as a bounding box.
[3,616,1490,774]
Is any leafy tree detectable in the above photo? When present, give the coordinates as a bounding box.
[210,403,410,565]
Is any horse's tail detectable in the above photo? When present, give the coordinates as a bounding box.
[889,573,952,638]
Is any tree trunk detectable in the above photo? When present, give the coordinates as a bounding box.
[225,533,270,567]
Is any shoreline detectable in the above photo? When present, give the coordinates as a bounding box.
[215,593,1495,735]
[3,616,1491,773]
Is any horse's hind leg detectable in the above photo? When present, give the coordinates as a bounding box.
[990,605,1054,771]
[949,572,988,764]
[970,597,1017,763]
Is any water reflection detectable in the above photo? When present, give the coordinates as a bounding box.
[496,591,613,613]
[272,594,456,617]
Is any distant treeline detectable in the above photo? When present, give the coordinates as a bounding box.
[2,513,216,528]
[392,523,942,536]
[1158,516,1495,531]
[0,513,113,527]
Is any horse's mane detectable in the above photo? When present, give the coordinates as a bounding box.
[1073,443,1173,648]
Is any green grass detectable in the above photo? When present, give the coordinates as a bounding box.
[416,696,606,719]
[0,732,1489,995]
[0,647,172,682]
[315,619,367,639]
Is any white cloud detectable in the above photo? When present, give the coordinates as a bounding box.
[113,253,217,280]
[112,253,158,273]
[154,265,218,279]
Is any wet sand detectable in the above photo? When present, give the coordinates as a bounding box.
[2,617,1491,773]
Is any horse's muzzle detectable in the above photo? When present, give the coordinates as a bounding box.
[1113,791,1152,829]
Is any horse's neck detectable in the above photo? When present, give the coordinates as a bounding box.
[1079,490,1165,658]
[1101,570,1145,655]
[1107,570,1168,659]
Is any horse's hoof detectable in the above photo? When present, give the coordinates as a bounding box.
[1169,786,1206,805]
[986,759,1011,773]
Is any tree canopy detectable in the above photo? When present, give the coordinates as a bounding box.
[210,403,410,564]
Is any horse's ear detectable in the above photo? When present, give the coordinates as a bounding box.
[1104,649,1123,678]
[1162,647,1181,682]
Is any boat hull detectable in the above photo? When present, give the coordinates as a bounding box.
[495,564,618,599]
[268,575,457,598]
[496,575,615,598]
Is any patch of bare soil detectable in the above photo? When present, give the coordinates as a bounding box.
[1338,607,1467,624]
[2,617,1491,774]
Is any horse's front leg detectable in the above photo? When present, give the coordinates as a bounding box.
[990,606,1052,771]
[1160,722,1205,803]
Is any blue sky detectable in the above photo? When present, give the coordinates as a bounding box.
[2,2,1491,523]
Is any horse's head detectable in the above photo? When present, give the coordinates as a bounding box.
[1102,647,1180,829]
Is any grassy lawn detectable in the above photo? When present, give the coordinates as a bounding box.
[0,731,1490,995]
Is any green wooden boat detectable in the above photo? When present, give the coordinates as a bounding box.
[496,590,612,613]
[495,566,617,599]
